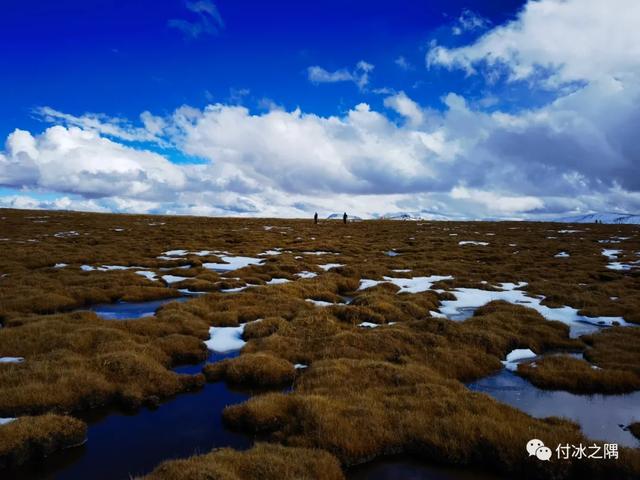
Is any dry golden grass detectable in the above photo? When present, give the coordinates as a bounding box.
[234,302,581,383]
[0,311,207,415]
[203,353,295,387]
[517,355,640,394]
[582,327,640,376]
[141,443,344,480]
[1,208,639,478]
[0,414,86,469]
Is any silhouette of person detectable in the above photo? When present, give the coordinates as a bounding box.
[314,212,318,224]
[343,212,348,224]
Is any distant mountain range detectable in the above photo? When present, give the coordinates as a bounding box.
[551,213,640,225]
[324,211,640,224]
[379,211,459,221]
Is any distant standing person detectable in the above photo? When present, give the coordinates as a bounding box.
[314,212,318,224]
[343,212,347,224]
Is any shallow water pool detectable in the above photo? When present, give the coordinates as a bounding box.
[467,369,640,447]
[5,351,250,480]
[84,296,192,320]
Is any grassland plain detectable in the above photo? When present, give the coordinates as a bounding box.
[0,208,639,477]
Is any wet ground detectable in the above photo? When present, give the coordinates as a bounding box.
[8,296,639,479]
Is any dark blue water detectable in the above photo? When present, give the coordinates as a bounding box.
[85,296,191,320]
[467,369,640,447]
[5,351,250,480]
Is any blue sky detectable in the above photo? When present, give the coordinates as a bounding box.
[1,0,639,218]
[0,0,525,136]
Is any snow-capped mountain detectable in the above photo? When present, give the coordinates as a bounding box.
[380,211,458,221]
[551,213,640,225]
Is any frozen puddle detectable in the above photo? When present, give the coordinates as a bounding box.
[81,265,143,272]
[358,322,396,328]
[502,349,537,372]
[205,319,263,353]
[161,275,190,284]
[438,282,629,337]
[258,249,282,256]
[136,271,158,281]
[306,298,349,307]
[468,370,640,447]
[306,299,333,307]
[203,255,264,272]
[459,241,489,246]
[220,285,252,293]
[602,249,638,271]
[359,275,453,294]
[554,252,570,258]
[319,263,344,271]
[205,324,247,353]
[266,278,290,285]
[602,249,621,261]
[295,271,318,279]
[0,357,24,364]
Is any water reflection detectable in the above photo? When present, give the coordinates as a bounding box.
[467,369,640,447]
[85,296,191,320]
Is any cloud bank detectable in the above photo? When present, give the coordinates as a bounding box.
[2,0,639,219]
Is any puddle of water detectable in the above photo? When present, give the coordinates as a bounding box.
[5,382,250,480]
[85,297,191,320]
[4,347,249,480]
[447,306,476,321]
[348,456,500,480]
[467,370,640,447]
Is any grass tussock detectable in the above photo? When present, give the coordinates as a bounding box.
[582,327,640,376]
[239,302,581,382]
[141,443,344,480]
[203,353,295,387]
[0,414,87,469]
[517,355,640,394]
[0,312,207,415]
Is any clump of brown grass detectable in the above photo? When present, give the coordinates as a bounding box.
[0,414,87,469]
[240,302,581,382]
[582,327,640,376]
[242,317,291,340]
[0,312,207,415]
[141,443,345,480]
[155,334,208,366]
[517,355,640,394]
[203,353,295,387]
